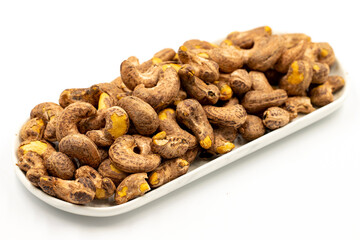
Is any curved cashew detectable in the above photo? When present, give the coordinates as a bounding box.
[148,158,189,188]
[86,106,129,147]
[109,135,161,173]
[45,152,76,180]
[98,159,128,186]
[176,99,214,150]
[132,66,180,111]
[115,173,150,205]
[178,65,220,105]
[177,45,219,83]
[203,104,247,129]
[56,102,97,141]
[59,134,102,168]
[118,96,159,136]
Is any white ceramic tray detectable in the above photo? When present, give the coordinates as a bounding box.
[13,50,348,218]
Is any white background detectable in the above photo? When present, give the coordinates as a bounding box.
[1,0,359,239]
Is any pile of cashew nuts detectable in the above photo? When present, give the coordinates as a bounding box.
[17,26,345,205]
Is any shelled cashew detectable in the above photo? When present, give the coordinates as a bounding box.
[17,26,345,206]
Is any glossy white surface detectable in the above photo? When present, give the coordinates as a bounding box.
[2,1,360,239]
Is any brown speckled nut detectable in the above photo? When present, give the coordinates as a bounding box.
[59,134,102,168]
[109,135,161,173]
[45,152,76,180]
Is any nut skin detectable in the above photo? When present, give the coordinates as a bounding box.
[178,65,220,105]
[204,46,246,73]
[183,39,217,50]
[230,69,252,96]
[310,62,330,84]
[137,48,177,73]
[115,173,150,205]
[203,104,247,129]
[283,96,315,120]
[118,96,159,136]
[208,126,238,155]
[226,26,272,49]
[249,71,273,92]
[177,45,219,83]
[30,102,64,142]
[176,99,214,150]
[263,107,290,130]
[132,67,181,111]
[17,152,47,187]
[20,118,45,141]
[109,135,161,173]
[180,146,200,164]
[75,166,116,200]
[274,34,311,73]
[239,115,266,141]
[86,106,129,147]
[78,109,106,134]
[279,60,313,96]
[241,89,288,114]
[45,152,76,180]
[151,132,190,159]
[148,158,190,188]
[110,76,133,94]
[59,134,102,168]
[310,75,345,107]
[18,139,56,161]
[56,102,97,141]
[30,102,63,122]
[246,35,285,72]
[39,176,96,205]
[158,108,197,149]
[214,80,233,101]
[302,42,335,67]
[59,86,101,108]
[98,159,128,186]
[120,57,162,91]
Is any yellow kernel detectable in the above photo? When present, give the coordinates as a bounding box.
[162,63,181,72]
[110,163,122,173]
[95,188,106,199]
[223,39,233,46]
[20,141,48,155]
[107,113,128,139]
[98,92,111,110]
[200,136,212,149]
[180,45,187,52]
[118,186,128,197]
[178,159,189,167]
[140,182,150,192]
[194,45,201,49]
[173,53,179,61]
[264,26,272,34]
[220,85,233,101]
[153,131,166,141]
[149,172,159,186]
[313,64,320,71]
[197,52,209,58]
[210,43,219,48]
[158,108,175,120]
[152,57,162,64]
[216,142,235,154]
[40,177,48,181]
[287,61,304,84]
[30,119,44,134]
[320,48,328,57]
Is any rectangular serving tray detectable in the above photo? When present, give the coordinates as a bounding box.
[13,49,348,217]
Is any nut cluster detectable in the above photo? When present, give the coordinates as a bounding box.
[17,26,345,205]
